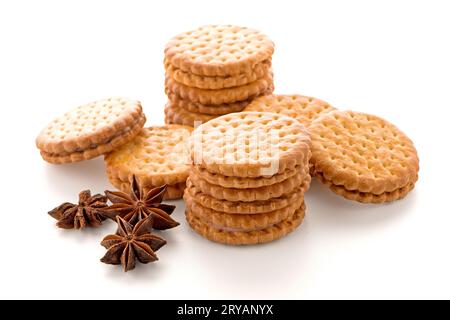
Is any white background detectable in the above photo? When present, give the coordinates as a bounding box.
[0,0,449,300]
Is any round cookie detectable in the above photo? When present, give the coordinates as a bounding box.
[165,59,272,90]
[40,118,145,164]
[185,176,311,214]
[165,72,273,105]
[36,97,146,164]
[309,110,419,201]
[164,25,274,77]
[188,166,309,202]
[105,125,193,189]
[189,112,311,177]
[186,202,306,245]
[244,94,335,128]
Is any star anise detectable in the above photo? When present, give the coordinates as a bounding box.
[48,190,108,229]
[100,215,166,272]
[100,176,179,230]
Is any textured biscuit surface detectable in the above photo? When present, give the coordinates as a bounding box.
[310,110,419,195]
[185,176,310,214]
[164,101,218,127]
[185,192,303,231]
[165,73,273,105]
[164,25,274,77]
[105,125,193,188]
[165,59,272,89]
[190,112,311,177]
[36,97,144,155]
[186,203,305,245]
[189,166,308,202]
[40,115,145,164]
[245,94,335,127]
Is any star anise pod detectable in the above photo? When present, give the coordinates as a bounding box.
[100,215,166,272]
[48,190,108,229]
[100,175,179,230]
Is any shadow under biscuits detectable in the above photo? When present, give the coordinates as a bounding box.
[305,179,418,229]
[183,219,313,297]
[43,157,111,197]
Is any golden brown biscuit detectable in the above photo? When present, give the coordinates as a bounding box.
[164,25,274,77]
[40,115,145,164]
[105,125,192,190]
[36,97,146,164]
[310,110,419,200]
[189,112,311,177]
[245,94,335,127]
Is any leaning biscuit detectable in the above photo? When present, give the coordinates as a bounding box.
[185,176,310,214]
[165,59,272,90]
[310,110,419,201]
[244,94,335,128]
[186,202,306,245]
[105,125,193,190]
[184,191,303,231]
[188,166,309,202]
[164,25,274,77]
[165,72,273,105]
[36,97,146,164]
[190,112,311,177]
[40,116,145,164]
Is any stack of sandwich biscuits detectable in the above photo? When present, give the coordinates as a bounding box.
[164,25,275,127]
[184,112,311,245]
